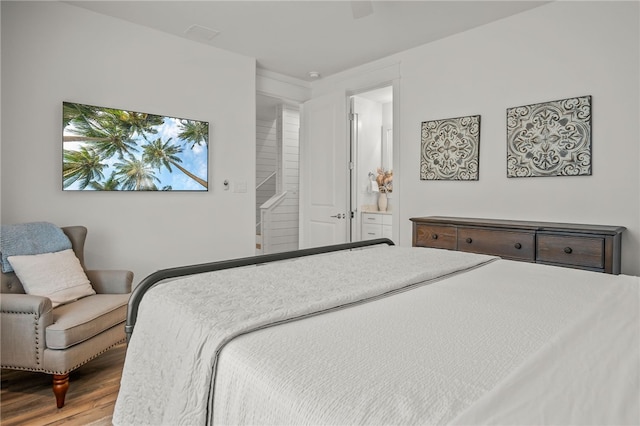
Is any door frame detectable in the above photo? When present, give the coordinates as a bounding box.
[347,81,398,244]
[298,63,401,247]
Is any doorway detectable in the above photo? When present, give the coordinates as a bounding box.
[298,83,397,249]
[350,86,393,242]
[256,93,301,254]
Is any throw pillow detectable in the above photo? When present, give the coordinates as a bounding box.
[8,249,95,307]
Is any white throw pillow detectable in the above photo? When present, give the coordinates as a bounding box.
[8,249,95,307]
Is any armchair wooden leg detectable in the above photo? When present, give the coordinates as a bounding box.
[52,373,69,408]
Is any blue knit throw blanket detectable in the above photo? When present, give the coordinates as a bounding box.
[0,222,72,273]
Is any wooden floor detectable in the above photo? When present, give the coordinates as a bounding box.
[1,343,126,426]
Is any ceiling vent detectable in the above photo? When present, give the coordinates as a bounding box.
[184,24,220,42]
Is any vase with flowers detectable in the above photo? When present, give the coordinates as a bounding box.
[375,168,393,211]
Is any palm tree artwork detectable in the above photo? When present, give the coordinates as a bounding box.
[62,102,209,191]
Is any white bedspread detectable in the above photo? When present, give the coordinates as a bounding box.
[113,246,496,425]
[212,260,639,425]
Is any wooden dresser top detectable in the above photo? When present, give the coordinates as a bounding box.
[410,216,626,236]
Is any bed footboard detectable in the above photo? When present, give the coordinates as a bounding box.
[125,238,394,341]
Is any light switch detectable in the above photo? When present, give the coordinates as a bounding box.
[235,181,247,193]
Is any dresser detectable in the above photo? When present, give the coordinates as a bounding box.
[362,212,392,240]
[410,216,625,274]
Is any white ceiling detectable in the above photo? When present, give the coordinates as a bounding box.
[66,1,549,82]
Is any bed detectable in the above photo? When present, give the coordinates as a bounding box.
[113,238,639,425]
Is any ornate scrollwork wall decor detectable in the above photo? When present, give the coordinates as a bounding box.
[420,115,480,181]
[507,95,592,178]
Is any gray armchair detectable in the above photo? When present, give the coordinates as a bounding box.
[1,226,133,408]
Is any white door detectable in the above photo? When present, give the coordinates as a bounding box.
[299,91,350,248]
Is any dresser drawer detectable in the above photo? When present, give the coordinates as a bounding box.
[362,213,383,224]
[414,224,456,250]
[362,223,382,240]
[537,234,605,270]
[457,227,535,261]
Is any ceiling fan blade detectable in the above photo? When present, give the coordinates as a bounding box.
[351,1,374,19]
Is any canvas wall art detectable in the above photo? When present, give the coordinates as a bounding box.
[506,95,592,178]
[63,102,209,191]
[420,115,480,180]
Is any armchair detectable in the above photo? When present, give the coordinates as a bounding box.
[1,226,133,408]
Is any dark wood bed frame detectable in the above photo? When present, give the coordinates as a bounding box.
[125,238,395,341]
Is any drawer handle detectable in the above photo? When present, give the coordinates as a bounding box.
[514,243,522,249]
[564,247,573,254]
[431,234,438,240]
[465,237,473,244]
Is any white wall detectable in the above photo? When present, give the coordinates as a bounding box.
[1,1,257,282]
[2,2,637,277]
[398,1,639,275]
[313,1,640,275]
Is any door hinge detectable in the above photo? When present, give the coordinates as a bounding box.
[349,161,354,170]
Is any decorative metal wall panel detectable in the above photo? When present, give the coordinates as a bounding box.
[507,95,592,178]
[420,115,480,181]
